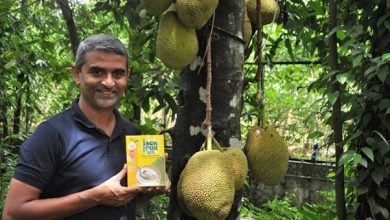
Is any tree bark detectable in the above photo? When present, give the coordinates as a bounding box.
[57,0,79,57]
[328,0,346,219]
[168,0,245,219]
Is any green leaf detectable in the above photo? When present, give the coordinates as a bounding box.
[381,208,389,219]
[376,187,388,200]
[350,153,365,167]
[361,147,374,161]
[364,64,376,76]
[307,130,324,139]
[344,131,363,144]
[377,65,388,83]
[4,59,17,69]
[382,53,390,60]
[379,99,390,111]
[371,170,384,185]
[367,198,380,215]
[352,54,362,67]
[336,29,346,40]
[357,185,369,195]
[336,73,348,84]
[385,107,390,115]
[328,91,339,106]
[357,157,367,168]
[338,150,356,166]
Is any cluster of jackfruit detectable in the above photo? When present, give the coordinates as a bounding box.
[177,138,248,220]
[141,0,219,69]
[244,125,289,186]
[245,0,280,25]
[155,5,199,70]
[177,125,288,218]
[243,0,280,47]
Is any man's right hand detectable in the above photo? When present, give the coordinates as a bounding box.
[84,164,143,207]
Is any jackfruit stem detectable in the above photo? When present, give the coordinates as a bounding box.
[206,133,213,151]
[255,0,265,129]
[202,36,213,129]
[211,136,223,151]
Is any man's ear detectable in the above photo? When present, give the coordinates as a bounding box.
[71,65,80,85]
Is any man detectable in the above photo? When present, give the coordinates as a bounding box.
[2,34,169,220]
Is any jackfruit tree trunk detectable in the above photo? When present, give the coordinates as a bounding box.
[167,0,245,219]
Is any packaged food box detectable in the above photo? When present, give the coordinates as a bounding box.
[126,135,166,187]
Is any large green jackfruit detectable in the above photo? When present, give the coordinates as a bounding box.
[175,0,219,29]
[222,147,248,191]
[177,150,235,220]
[246,0,280,25]
[156,5,199,69]
[244,126,289,186]
[140,0,173,16]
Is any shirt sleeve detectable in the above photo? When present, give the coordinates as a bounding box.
[13,122,62,191]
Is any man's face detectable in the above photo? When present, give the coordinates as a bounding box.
[72,50,130,111]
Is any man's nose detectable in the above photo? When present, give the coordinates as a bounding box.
[101,73,115,88]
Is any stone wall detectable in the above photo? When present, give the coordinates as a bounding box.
[243,159,335,207]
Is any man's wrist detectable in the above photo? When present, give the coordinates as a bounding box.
[78,188,100,206]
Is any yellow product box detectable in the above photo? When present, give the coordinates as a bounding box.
[126,135,166,187]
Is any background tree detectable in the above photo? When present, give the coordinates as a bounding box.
[1,0,389,218]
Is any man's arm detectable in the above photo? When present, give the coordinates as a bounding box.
[2,164,142,220]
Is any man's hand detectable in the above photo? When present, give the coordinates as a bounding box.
[135,173,171,208]
[83,164,143,207]
[142,173,171,195]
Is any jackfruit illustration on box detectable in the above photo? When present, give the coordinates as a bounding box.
[126,135,167,187]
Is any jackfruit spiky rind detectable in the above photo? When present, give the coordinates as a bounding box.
[140,0,174,16]
[246,0,280,25]
[156,5,199,69]
[156,4,199,69]
[175,0,219,29]
[244,126,289,186]
[177,150,235,220]
[222,147,248,191]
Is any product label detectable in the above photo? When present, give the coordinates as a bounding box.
[126,135,166,187]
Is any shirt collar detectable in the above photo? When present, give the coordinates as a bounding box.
[71,98,126,132]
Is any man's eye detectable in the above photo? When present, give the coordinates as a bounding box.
[113,70,125,78]
[91,68,103,75]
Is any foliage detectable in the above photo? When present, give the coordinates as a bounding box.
[275,0,390,218]
[0,133,28,211]
[1,0,389,218]
[136,195,169,220]
[300,191,337,220]
[240,197,302,219]
[134,194,338,220]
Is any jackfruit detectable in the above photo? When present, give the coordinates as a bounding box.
[222,147,248,191]
[156,5,199,69]
[177,150,235,220]
[246,0,280,25]
[244,126,288,186]
[140,0,173,16]
[175,0,219,29]
[243,6,253,47]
